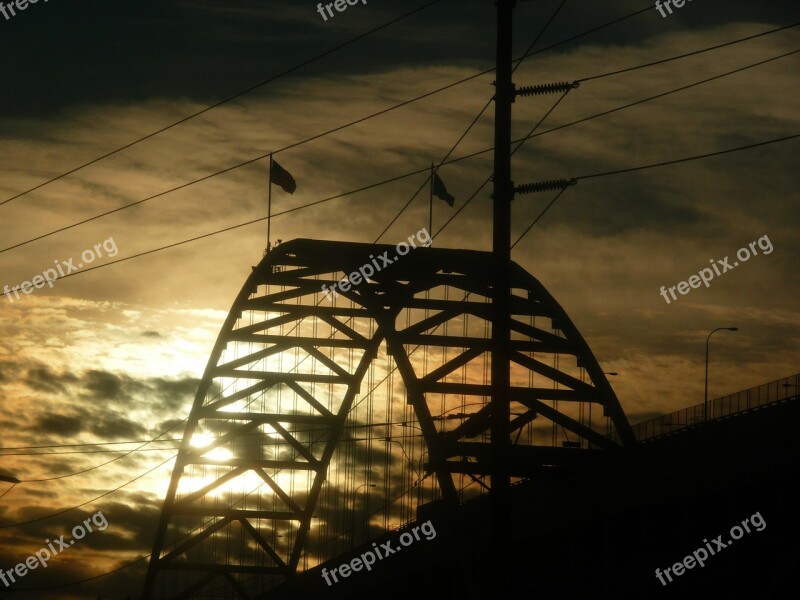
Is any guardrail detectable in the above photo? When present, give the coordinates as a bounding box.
[609,372,800,444]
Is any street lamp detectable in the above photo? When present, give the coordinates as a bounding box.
[603,372,619,376]
[383,437,420,477]
[0,474,20,484]
[351,483,376,543]
[704,327,738,422]
[395,422,422,431]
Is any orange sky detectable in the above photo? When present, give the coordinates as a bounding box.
[0,0,798,596]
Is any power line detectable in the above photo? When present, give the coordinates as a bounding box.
[0,438,184,450]
[510,133,800,249]
[511,186,571,249]
[2,37,793,261]
[576,20,800,82]
[0,3,669,255]
[9,555,148,592]
[0,0,446,209]
[12,420,186,483]
[1,1,650,215]
[24,48,797,283]
[528,4,652,58]
[0,454,176,528]
[576,133,800,181]
[1,447,180,456]
[9,11,790,271]
[0,64,499,258]
[373,0,569,243]
[434,88,574,240]
[0,421,423,454]
[0,36,792,285]
[509,48,800,151]
[0,483,16,500]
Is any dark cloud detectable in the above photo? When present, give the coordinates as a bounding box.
[35,412,87,436]
[0,359,24,383]
[1,0,796,118]
[24,366,79,393]
[31,405,169,440]
[71,369,195,409]
[90,413,149,439]
[0,3,797,597]
[83,369,131,402]
[13,367,198,443]
[150,376,201,410]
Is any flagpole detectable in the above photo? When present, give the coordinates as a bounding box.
[429,162,434,245]
[267,154,273,254]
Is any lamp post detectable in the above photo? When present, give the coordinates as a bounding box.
[383,437,419,477]
[350,483,376,544]
[704,327,738,422]
[395,422,422,431]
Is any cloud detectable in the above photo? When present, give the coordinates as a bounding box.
[0,5,798,596]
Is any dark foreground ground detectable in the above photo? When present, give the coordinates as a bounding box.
[267,395,800,600]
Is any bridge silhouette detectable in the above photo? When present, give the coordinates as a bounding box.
[141,239,800,599]
[142,239,636,598]
[139,1,799,595]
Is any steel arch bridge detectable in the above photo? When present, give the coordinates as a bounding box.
[143,238,635,599]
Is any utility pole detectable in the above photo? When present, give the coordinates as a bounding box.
[491,0,514,591]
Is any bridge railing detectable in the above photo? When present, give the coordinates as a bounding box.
[609,372,800,444]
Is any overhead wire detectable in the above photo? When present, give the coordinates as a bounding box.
[0,438,185,450]
[0,0,447,208]
[13,421,186,482]
[0,454,176,528]
[516,48,800,147]
[577,134,800,181]
[6,6,796,589]
[0,0,655,215]
[510,185,570,249]
[576,20,800,83]
[1,447,182,456]
[434,87,574,239]
[373,0,569,243]
[2,2,727,256]
[8,555,149,592]
[0,7,579,521]
[507,48,800,247]
[30,93,798,286]
[0,483,17,500]
[510,133,800,250]
[1,40,795,263]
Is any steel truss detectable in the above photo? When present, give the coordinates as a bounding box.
[143,238,635,599]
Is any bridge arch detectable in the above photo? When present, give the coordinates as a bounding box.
[144,238,634,599]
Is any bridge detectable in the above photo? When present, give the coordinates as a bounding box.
[140,238,800,599]
[610,372,800,443]
[139,0,799,595]
[142,238,636,598]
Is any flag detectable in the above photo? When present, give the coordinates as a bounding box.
[270,160,297,194]
[432,172,455,206]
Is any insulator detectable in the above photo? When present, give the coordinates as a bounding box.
[516,81,579,97]
[515,179,577,195]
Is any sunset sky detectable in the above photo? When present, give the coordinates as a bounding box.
[0,0,798,597]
